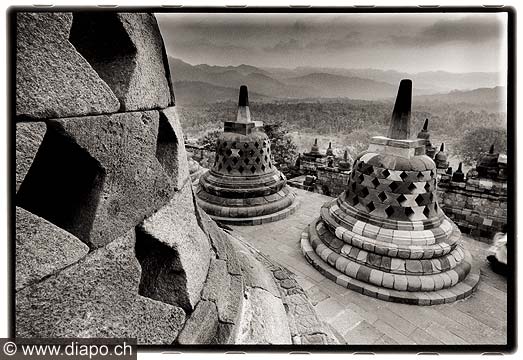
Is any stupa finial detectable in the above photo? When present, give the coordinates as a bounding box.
[440,143,445,152]
[423,118,429,131]
[238,85,249,107]
[387,79,412,140]
[489,143,495,154]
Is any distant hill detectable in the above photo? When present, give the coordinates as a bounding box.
[414,86,507,112]
[173,81,272,105]
[167,56,506,108]
[285,73,397,100]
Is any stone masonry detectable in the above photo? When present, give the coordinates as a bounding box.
[14,11,330,345]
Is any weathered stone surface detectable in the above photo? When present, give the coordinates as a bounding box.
[16,13,119,119]
[137,182,211,311]
[17,111,173,249]
[157,107,189,190]
[69,13,172,111]
[15,122,46,192]
[15,207,89,291]
[16,230,185,344]
[232,239,280,298]
[236,287,292,344]
[176,300,219,344]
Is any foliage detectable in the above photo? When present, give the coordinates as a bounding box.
[456,127,508,166]
[263,122,298,167]
[198,129,221,152]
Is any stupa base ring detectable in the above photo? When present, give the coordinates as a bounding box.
[300,225,480,305]
[200,197,300,226]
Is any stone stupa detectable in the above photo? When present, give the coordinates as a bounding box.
[300,79,480,305]
[196,85,298,225]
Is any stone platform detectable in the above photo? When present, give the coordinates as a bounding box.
[230,188,507,345]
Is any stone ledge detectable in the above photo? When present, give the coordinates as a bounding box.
[301,229,480,305]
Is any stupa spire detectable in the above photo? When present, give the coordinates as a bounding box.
[423,118,429,131]
[387,79,412,140]
[489,143,495,154]
[236,85,252,123]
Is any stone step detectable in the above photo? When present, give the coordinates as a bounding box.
[301,228,480,305]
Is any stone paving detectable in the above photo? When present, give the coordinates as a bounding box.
[229,188,507,345]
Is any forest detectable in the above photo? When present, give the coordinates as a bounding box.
[177,99,508,170]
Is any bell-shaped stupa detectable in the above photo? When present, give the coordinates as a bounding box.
[196,85,299,225]
[300,79,480,305]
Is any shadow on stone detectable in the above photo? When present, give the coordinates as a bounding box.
[156,111,180,181]
[135,225,191,313]
[17,128,106,248]
[69,13,137,109]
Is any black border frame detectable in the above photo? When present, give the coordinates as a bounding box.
[5,5,517,354]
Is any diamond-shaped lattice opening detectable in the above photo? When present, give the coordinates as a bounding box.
[244,158,250,165]
[69,13,138,110]
[424,182,431,192]
[260,148,264,154]
[264,155,268,162]
[382,169,390,178]
[238,166,244,174]
[250,166,256,173]
[408,183,417,192]
[226,149,232,156]
[358,174,365,183]
[218,163,223,170]
[423,207,430,218]
[378,191,387,202]
[430,170,435,177]
[417,171,425,180]
[254,142,260,148]
[397,194,407,205]
[404,207,414,219]
[415,194,425,206]
[366,201,376,212]
[17,128,106,248]
[226,165,233,173]
[231,142,237,148]
[232,157,239,165]
[255,157,261,164]
[238,149,243,157]
[400,171,408,181]
[135,227,192,312]
[389,182,399,191]
[268,162,272,168]
[359,187,369,198]
[261,164,266,171]
[371,178,380,188]
[434,202,438,211]
[155,113,181,182]
[385,206,394,217]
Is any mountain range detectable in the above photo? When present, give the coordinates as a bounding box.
[168,57,506,110]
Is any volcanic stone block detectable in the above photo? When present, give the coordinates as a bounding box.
[69,13,173,111]
[15,207,89,291]
[18,111,174,249]
[236,287,292,344]
[136,183,211,312]
[16,230,185,343]
[176,300,219,344]
[157,107,190,190]
[15,122,46,192]
[16,12,119,119]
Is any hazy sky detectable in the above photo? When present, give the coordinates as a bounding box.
[156,12,507,74]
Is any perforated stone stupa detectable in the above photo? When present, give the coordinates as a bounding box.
[196,86,299,225]
[300,79,480,305]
